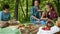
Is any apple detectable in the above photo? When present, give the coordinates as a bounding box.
[42,27,45,30]
[45,26,51,30]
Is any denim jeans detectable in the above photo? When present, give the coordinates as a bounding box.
[32,20,47,26]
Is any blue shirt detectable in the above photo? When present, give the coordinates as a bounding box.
[1,11,11,21]
[30,6,41,23]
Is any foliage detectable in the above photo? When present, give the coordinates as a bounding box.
[0,0,59,23]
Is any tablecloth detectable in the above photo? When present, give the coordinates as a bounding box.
[0,27,21,34]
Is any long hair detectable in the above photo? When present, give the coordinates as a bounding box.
[32,0,40,6]
[46,3,58,16]
[46,3,55,11]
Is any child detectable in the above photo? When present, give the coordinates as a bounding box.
[0,4,11,21]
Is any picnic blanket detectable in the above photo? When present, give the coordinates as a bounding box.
[0,27,21,34]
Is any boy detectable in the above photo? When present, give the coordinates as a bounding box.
[0,4,11,21]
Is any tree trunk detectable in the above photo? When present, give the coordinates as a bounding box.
[20,0,25,17]
[58,0,60,16]
[14,0,19,20]
[26,0,28,21]
[32,0,34,6]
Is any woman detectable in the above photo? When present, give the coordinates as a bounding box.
[41,3,58,21]
[30,0,42,24]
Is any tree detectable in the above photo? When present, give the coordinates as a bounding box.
[26,0,28,21]
[0,0,60,23]
[14,0,19,20]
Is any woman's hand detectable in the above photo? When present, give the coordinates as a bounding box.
[47,19,54,24]
[37,19,40,21]
[41,18,48,20]
[32,16,40,21]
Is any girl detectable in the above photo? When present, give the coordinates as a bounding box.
[41,3,58,21]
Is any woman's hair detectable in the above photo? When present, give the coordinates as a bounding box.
[46,3,58,16]
[46,3,55,11]
[32,0,40,6]
[3,4,10,10]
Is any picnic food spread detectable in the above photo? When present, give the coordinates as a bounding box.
[0,18,60,34]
